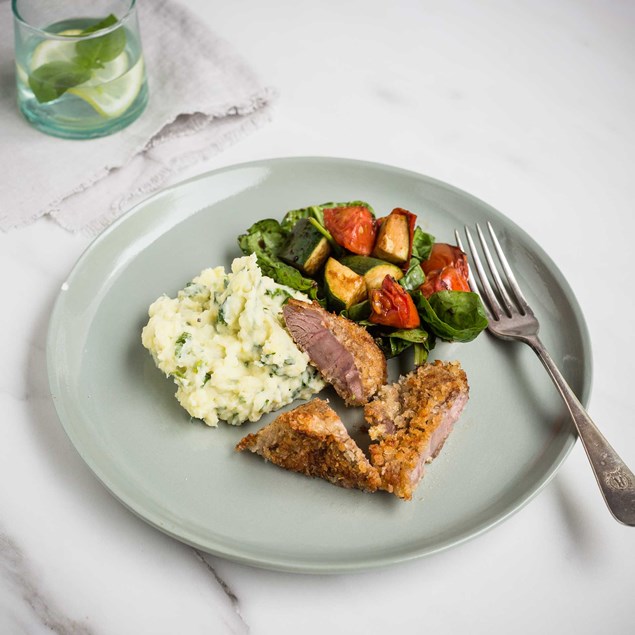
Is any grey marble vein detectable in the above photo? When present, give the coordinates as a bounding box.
[193,549,249,634]
[0,529,92,634]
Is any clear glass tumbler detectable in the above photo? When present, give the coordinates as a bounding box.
[12,0,148,139]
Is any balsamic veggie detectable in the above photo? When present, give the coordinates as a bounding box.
[372,212,410,264]
[237,199,488,368]
[278,217,331,276]
[340,255,404,290]
[323,258,367,311]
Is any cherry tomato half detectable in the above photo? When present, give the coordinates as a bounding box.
[420,243,470,298]
[369,275,420,329]
[323,205,376,255]
[420,265,471,297]
[421,243,469,279]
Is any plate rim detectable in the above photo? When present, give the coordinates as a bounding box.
[46,156,593,573]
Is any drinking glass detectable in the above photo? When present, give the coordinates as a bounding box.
[12,0,148,139]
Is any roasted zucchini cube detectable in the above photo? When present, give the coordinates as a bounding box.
[372,212,410,264]
[278,218,331,276]
[324,258,368,311]
[340,255,403,291]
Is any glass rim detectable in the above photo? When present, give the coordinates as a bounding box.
[11,0,137,40]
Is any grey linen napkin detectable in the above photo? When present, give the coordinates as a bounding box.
[0,0,275,233]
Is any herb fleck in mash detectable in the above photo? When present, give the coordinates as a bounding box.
[141,254,325,426]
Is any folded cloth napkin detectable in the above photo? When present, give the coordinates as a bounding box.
[0,0,275,233]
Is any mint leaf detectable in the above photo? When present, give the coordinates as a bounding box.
[28,61,92,103]
[75,14,126,69]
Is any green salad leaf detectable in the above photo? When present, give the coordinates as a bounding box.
[281,205,324,231]
[281,200,374,232]
[342,299,371,322]
[374,327,431,359]
[399,257,425,291]
[415,290,488,342]
[237,219,322,302]
[411,226,435,261]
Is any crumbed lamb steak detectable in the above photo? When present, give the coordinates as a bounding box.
[282,299,387,406]
[236,398,381,492]
[364,360,469,500]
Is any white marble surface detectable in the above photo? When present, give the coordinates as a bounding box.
[2,0,634,632]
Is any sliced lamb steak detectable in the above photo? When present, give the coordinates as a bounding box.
[364,360,469,500]
[236,398,381,492]
[282,299,386,406]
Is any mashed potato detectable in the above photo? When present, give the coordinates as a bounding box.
[141,254,324,426]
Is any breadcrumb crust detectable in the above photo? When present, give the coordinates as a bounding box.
[364,360,469,500]
[236,399,381,492]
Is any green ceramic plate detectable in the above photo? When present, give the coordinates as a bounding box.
[47,157,592,573]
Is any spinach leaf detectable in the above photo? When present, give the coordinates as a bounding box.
[28,61,91,103]
[399,257,425,291]
[281,200,374,232]
[342,300,371,322]
[413,343,429,366]
[374,334,411,358]
[373,326,431,359]
[411,226,435,261]
[238,219,287,255]
[388,327,430,344]
[415,290,488,342]
[281,205,324,231]
[237,219,322,302]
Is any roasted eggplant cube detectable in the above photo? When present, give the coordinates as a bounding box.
[278,218,331,276]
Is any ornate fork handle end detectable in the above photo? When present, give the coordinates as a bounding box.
[527,335,635,526]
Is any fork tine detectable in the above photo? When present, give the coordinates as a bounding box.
[462,226,502,320]
[454,230,493,321]
[475,223,516,317]
[486,222,530,315]
[453,230,477,289]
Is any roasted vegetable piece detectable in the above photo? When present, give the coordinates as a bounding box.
[324,257,367,311]
[421,266,471,297]
[420,243,470,298]
[323,205,376,255]
[278,217,331,276]
[369,275,420,329]
[422,243,469,278]
[372,208,417,265]
[340,255,404,291]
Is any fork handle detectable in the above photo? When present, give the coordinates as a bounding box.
[525,334,635,526]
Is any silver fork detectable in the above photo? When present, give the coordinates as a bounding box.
[456,222,635,526]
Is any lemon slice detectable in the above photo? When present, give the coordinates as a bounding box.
[68,56,144,118]
[29,29,82,69]
[29,28,144,119]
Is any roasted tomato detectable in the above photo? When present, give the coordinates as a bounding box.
[421,266,471,297]
[421,243,470,298]
[422,243,469,279]
[323,205,376,255]
[369,275,420,329]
